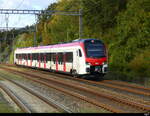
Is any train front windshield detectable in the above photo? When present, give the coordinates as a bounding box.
[84,40,106,58]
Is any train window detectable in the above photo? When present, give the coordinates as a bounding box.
[43,53,46,62]
[40,53,44,62]
[18,54,22,59]
[23,54,25,60]
[58,53,63,64]
[46,53,51,62]
[51,53,56,64]
[38,54,41,61]
[30,54,32,60]
[84,40,105,58]
[21,54,23,59]
[36,53,38,60]
[22,54,24,59]
[79,49,82,57]
[33,53,37,60]
[18,54,20,59]
[66,52,73,63]
[22,54,25,60]
[25,54,28,60]
[16,54,18,59]
[20,54,22,59]
[32,53,35,60]
[28,54,30,60]
[33,54,36,60]
[19,54,22,59]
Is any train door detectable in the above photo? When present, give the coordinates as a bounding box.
[51,53,56,71]
[26,54,28,66]
[40,53,44,69]
[46,53,51,70]
[32,53,35,67]
[76,49,83,74]
[28,54,31,66]
[65,52,73,73]
[38,53,41,68]
[17,54,19,64]
[44,53,46,69]
[56,54,58,71]
[30,53,32,67]
[19,54,22,65]
[35,53,38,68]
[63,53,66,72]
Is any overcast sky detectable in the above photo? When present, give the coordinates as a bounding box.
[0,0,57,29]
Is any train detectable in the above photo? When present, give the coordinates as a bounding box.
[14,38,108,77]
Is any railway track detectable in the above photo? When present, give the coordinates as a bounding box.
[0,67,122,113]
[101,80,150,96]
[29,67,150,97]
[4,64,150,92]
[0,84,31,113]
[10,64,149,98]
[0,76,71,113]
[0,66,149,113]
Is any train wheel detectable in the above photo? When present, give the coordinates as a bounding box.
[72,70,78,78]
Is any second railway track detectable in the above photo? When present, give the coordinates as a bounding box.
[0,66,149,113]
[0,75,71,113]
[4,64,150,97]
[0,84,31,113]
[11,64,150,97]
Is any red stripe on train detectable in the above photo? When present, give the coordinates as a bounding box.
[56,55,58,71]
[44,55,46,69]
[39,55,41,68]
[63,54,66,72]
[30,55,32,67]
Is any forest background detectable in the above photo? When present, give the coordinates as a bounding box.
[0,0,149,85]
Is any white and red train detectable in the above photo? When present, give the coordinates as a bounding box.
[14,39,108,77]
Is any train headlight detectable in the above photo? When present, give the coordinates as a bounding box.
[102,61,107,65]
[86,62,90,65]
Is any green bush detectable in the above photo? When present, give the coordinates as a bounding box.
[129,49,150,78]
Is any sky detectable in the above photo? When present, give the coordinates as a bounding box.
[0,0,57,29]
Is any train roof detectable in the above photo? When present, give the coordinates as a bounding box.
[15,38,102,51]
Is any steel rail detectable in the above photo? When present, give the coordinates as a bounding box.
[28,67,150,96]
[0,76,72,113]
[1,65,150,101]
[12,64,149,97]
[0,84,31,113]
[1,67,150,112]
[11,64,150,96]
[96,81,150,96]
[0,67,124,113]
[103,80,150,91]
[16,74,124,113]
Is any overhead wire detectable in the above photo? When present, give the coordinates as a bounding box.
[15,0,25,9]
[13,0,25,28]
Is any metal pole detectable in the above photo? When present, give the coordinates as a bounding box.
[79,9,83,39]
[12,30,14,50]
[5,14,9,42]
[34,15,37,46]
[0,40,1,63]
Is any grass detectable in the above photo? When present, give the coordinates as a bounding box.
[0,103,15,113]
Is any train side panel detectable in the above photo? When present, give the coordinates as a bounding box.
[14,45,86,75]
